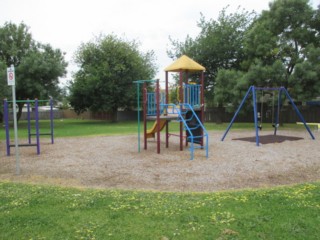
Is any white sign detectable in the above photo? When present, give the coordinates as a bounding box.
[7,65,15,86]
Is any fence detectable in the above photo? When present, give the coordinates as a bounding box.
[61,109,139,121]
[7,110,63,121]
[204,106,320,124]
[3,106,320,123]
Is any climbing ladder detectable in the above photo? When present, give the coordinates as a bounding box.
[163,103,208,160]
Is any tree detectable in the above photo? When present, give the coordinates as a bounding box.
[243,0,318,85]
[168,7,256,105]
[0,22,68,120]
[69,34,157,121]
[0,60,9,121]
[214,0,320,108]
[0,22,32,66]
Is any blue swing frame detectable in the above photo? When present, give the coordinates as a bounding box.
[221,86,315,145]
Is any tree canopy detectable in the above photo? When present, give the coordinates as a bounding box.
[0,22,68,119]
[168,7,256,105]
[68,34,157,121]
[168,0,320,108]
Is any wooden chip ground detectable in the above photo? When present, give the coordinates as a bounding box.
[1,130,319,192]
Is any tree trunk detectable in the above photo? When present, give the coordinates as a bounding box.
[215,104,224,124]
[111,108,118,122]
[17,102,24,122]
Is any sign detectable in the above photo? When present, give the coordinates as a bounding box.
[7,65,15,86]
[7,64,20,174]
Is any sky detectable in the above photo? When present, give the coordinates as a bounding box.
[1,0,319,86]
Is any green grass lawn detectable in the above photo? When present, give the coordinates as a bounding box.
[0,181,319,239]
[1,118,307,140]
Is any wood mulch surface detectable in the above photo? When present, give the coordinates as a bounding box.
[1,130,319,192]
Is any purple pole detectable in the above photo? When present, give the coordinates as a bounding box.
[27,99,31,144]
[50,98,54,144]
[35,99,40,154]
[4,99,10,156]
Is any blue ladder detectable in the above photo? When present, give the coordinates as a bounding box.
[162,103,209,160]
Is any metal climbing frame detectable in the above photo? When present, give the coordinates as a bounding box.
[3,98,55,156]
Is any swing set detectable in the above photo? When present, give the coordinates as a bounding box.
[221,86,315,145]
[257,89,280,132]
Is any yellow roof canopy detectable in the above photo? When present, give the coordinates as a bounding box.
[164,55,205,72]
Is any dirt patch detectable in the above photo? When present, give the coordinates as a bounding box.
[233,134,304,144]
[0,130,319,192]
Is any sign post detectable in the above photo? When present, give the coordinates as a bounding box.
[7,65,20,175]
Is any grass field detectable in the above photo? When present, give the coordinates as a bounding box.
[1,119,318,239]
[1,118,307,139]
[0,181,319,239]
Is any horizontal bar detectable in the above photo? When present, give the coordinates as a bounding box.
[5,99,51,103]
[168,133,187,138]
[30,133,52,136]
[133,79,157,83]
[9,144,38,147]
[254,87,285,91]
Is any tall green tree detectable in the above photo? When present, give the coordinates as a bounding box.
[214,0,320,108]
[69,34,156,121]
[243,0,318,85]
[0,59,8,121]
[0,22,68,120]
[168,7,256,105]
[0,22,32,66]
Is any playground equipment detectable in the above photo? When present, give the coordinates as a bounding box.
[221,86,315,145]
[3,98,55,156]
[134,55,209,160]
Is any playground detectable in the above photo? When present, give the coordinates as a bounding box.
[1,55,319,192]
[0,129,319,192]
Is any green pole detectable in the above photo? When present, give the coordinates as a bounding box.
[137,83,140,153]
[134,79,157,153]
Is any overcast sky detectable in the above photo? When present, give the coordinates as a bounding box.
[1,0,318,85]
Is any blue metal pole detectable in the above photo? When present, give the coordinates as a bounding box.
[274,89,282,136]
[252,86,260,146]
[206,135,208,158]
[156,79,160,154]
[221,86,253,141]
[283,88,315,140]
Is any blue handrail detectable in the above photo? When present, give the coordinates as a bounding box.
[161,103,208,160]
